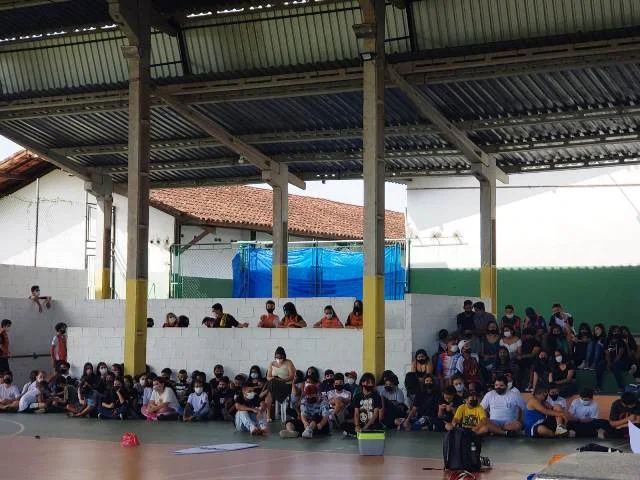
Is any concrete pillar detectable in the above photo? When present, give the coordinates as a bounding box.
[264,164,289,298]
[95,194,113,300]
[359,0,386,378]
[479,175,497,312]
[120,0,151,376]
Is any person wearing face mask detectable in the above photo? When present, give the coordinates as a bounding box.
[344,371,358,394]
[401,375,439,431]
[320,369,335,395]
[18,373,47,413]
[548,350,577,398]
[567,388,608,438]
[620,326,638,377]
[50,322,68,372]
[299,383,331,438]
[163,312,179,328]
[377,374,407,428]
[473,301,496,335]
[183,380,210,422]
[603,326,629,393]
[174,369,190,408]
[279,302,307,328]
[235,382,269,435]
[455,340,484,392]
[545,325,568,356]
[545,384,567,410]
[258,300,279,328]
[501,305,521,333]
[452,390,488,436]
[608,392,640,438]
[209,303,248,328]
[531,350,551,393]
[499,325,522,359]
[0,371,20,412]
[411,349,434,379]
[524,386,569,437]
[0,319,11,374]
[574,323,593,370]
[209,365,225,390]
[66,382,100,418]
[262,346,296,422]
[436,385,463,432]
[493,346,518,383]
[451,375,467,399]
[523,307,547,335]
[96,362,109,380]
[480,321,501,375]
[97,378,128,420]
[345,300,363,329]
[437,339,461,386]
[350,372,383,434]
[313,305,344,328]
[456,300,476,336]
[518,328,542,392]
[141,378,180,421]
[326,373,352,427]
[249,365,263,383]
[480,376,526,436]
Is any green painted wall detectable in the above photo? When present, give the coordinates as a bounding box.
[171,276,233,299]
[409,266,640,332]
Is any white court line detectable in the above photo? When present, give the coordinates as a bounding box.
[0,418,25,438]
[167,452,313,479]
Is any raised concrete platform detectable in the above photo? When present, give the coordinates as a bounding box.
[535,452,640,480]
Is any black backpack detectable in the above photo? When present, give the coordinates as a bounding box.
[443,428,482,472]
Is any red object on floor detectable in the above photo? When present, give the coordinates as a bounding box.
[120,432,140,447]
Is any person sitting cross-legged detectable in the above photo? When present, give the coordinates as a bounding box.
[437,385,463,432]
[451,390,489,436]
[400,374,439,431]
[480,375,525,436]
[524,385,569,438]
[183,380,209,422]
[608,392,640,438]
[299,383,331,438]
[141,377,180,421]
[97,378,129,420]
[326,373,352,427]
[234,381,269,435]
[567,388,609,438]
[0,371,20,412]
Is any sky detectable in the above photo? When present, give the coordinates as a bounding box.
[0,137,407,212]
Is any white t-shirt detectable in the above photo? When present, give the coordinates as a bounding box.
[18,389,38,412]
[187,392,209,413]
[480,389,525,423]
[547,396,567,410]
[150,387,179,410]
[569,399,599,420]
[0,383,20,400]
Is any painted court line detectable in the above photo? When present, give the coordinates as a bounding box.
[0,418,25,438]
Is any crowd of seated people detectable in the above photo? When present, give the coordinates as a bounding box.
[152,300,364,330]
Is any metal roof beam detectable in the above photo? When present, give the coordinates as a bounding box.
[0,0,70,10]
[155,90,306,190]
[387,64,508,184]
[108,0,178,38]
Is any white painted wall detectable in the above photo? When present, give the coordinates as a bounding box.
[406,166,640,268]
[0,265,86,299]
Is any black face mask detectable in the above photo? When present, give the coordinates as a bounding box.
[549,394,559,401]
[417,358,427,364]
[307,397,317,404]
[215,372,223,379]
[488,329,498,334]
[384,385,393,392]
[325,378,334,385]
[468,399,478,408]
[3,377,11,384]
[353,307,362,314]
[334,384,343,391]
[362,385,373,393]
[424,384,433,392]
[494,387,507,395]
[266,308,275,313]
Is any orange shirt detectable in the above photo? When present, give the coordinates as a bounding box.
[346,312,363,328]
[259,313,279,328]
[0,331,9,357]
[281,315,306,328]
[315,316,344,328]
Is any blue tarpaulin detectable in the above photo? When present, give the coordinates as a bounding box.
[232,245,405,299]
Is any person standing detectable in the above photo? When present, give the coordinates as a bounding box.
[456,300,475,335]
[50,322,68,371]
[0,319,11,374]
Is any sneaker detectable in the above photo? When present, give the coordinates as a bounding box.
[119,413,125,421]
[555,424,568,436]
[578,361,587,370]
[301,427,313,439]
[629,365,637,376]
[279,429,299,439]
[597,428,606,440]
[97,413,103,420]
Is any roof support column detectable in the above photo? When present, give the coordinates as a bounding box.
[110,0,151,376]
[95,194,113,300]
[263,165,289,298]
[357,0,386,378]
[476,164,498,314]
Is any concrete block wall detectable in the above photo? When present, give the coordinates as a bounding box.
[67,326,413,380]
[0,264,86,299]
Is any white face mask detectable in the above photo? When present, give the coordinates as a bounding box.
[274,358,283,365]
[245,392,256,400]
[503,331,513,338]
[454,383,464,392]
[507,381,513,390]
[505,314,514,319]
[555,356,563,363]
[99,367,108,375]
[325,313,333,319]
[450,345,458,353]
[250,372,259,379]
[580,399,591,406]
[346,378,355,385]
[139,379,146,387]
[194,387,203,395]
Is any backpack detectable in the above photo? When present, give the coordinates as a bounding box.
[443,428,482,472]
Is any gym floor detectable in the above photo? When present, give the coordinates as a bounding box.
[0,414,631,480]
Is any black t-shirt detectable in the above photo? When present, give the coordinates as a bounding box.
[352,391,382,427]
[438,395,463,422]
[235,392,260,409]
[551,362,574,382]
[609,399,640,421]
[607,338,628,359]
[174,381,190,404]
[457,312,475,332]
[213,314,239,328]
[412,390,439,418]
[533,357,551,375]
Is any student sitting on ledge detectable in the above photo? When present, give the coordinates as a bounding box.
[314,305,344,328]
[258,300,279,328]
[567,388,609,438]
[280,302,306,328]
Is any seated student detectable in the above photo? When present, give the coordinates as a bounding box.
[326,373,352,426]
[173,369,190,408]
[320,369,335,395]
[29,285,52,313]
[531,350,551,392]
[504,370,520,394]
[437,386,463,432]
[524,385,569,438]
[401,374,439,431]
[134,374,151,414]
[499,324,522,360]
[249,365,264,385]
[210,376,235,421]
[493,346,519,384]
[97,378,128,420]
[588,323,607,372]
[501,305,522,332]
[568,388,609,438]
[546,383,568,411]
[235,381,269,435]
[344,372,383,435]
[451,390,489,436]
[524,307,547,335]
[258,300,279,328]
[455,340,483,392]
[141,378,180,421]
[210,364,225,390]
[21,370,38,396]
[183,380,209,422]
[411,349,435,380]
[605,326,630,394]
[377,373,408,428]
[163,312,179,328]
[314,305,344,328]
[48,375,76,412]
[279,302,307,328]
[177,315,190,328]
[0,371,20,412]
[67,383,100,418]
[210,303,248,328]
[574,323,593,369]
[289,370,306,411]
[160,368,174,386]
[299,383,331,438]
[518,328,542,392]
[81,363,100,391]
[437,339,461,387]
[344,371,358,395]
[345,300,363,329]
[548,350,577,398]
[545,325,569,357]
[451,374,467,400]
[121,375,137,417]
[262,346,296,422]
[608,392,640,438]
[480,375,525,436]
[620,326,638,375]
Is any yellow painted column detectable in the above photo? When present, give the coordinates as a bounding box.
[359,0,386,379]
[268,163,289,298]
[95,268,112,300]
[479,174,497,312]
[480,265,497,314]
[125,279,148,376]
[272,264,288,298]
[94,194,112,300]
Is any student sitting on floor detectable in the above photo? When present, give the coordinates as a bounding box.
[480,375,525,436]
[451,374,467,400]
[67,383,99,418]
[608,392,640,438]
[97,378,128,420]
[546,383,567,411]
[141,377,180,421]
[320,369,335,395]
[524,385,569,438]
[0,371,20,412]
[455,339,483,392]
[400,374,439,431]
[567,388,609,438]
[346,372,383,435]
[299,383,331,438]
[377,373,408,428]
[174,369,190,408]
[234,381,268,435]
[327,373,351,426]
[183,380,209,422]
[437,386,463,432]
[211,376,235,421]
[451,390,488,436]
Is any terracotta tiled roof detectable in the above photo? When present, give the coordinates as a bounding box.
[0,150,55,197]
[150,186,405,240]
